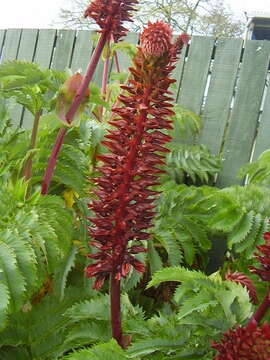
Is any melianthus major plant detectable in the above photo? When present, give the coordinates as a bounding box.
[1,0,270,359]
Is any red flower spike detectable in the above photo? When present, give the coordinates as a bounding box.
[212,320,270,359]
[84,0,138,41]
[225,271,258,304]
[86,21,187,289]
[249,232,270,282]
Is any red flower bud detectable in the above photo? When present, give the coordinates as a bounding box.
[56,73,89,126]
[140,21,173,57]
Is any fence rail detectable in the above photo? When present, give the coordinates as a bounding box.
[1,28,270,187]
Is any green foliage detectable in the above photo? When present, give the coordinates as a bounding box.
[146,267,252,357]
[196,184,270,258]
[63,340,127,360]
[128,336,188,358]
[0,61,47,90]
[239,149,270,185]
[0,179,74,325]
[152,181,270,277]
[125,304,213,359]
[164,144,221,184]
[53,246,78,301]
[0,97,27,179]
[32,128,89,194]
[111,42,138,59]
[0,287,94,359]
[0,106,103,195]
[0,61,67,115]
[171,105,202,142]
[161,106,221,186]
[153,183,213,269]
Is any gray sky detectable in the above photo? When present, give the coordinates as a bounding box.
[0,0,269,29]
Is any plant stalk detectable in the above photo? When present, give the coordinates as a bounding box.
[114,51,121,73]
[24,109,42,181]
[110,273,122,346]
[41,31,109,195]
[249,287,270,324]
[101,41,111,96]
[99,38,111,119]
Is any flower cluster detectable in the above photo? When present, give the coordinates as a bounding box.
[225,271,258,304]
[86,21,189,289]
[84,0,138,41]
[249,231,270,281]
[212,320,270,359]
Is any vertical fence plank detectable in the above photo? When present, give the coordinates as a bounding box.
[217,40,270,187]
[34,29,56,67]
[15,29,39,127]
[17,29,38,61]
[70,30,93,73]
[1,30,22,126]
[174,43,188,101]
[1,29,21,62]
[51,30,76,70]
[0,30,6,60]
[253,82,270,159]
[178,36,215,114]
[199,38,243,154]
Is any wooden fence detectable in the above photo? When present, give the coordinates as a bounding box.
[1,28,270,187]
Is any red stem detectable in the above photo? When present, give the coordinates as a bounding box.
[41,31,109,195]
[101,41,110,95]
[114,51,121,73]
[110,273,122,345]
[111,34,121,74]
[249,287,270,324]
[41,127,67,195]
[99,39,111,119]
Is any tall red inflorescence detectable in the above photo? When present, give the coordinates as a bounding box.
[84,0,138,41]
[212,320,270,360]
[86,21,189,290]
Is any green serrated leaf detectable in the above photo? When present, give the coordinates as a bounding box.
[54,246,78,301]
[228,210,254,248]
[0,283,10,330]
[148,240,163,274]
[128,337,187,358]
[64,340,127,360]
[147,267,208,289]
